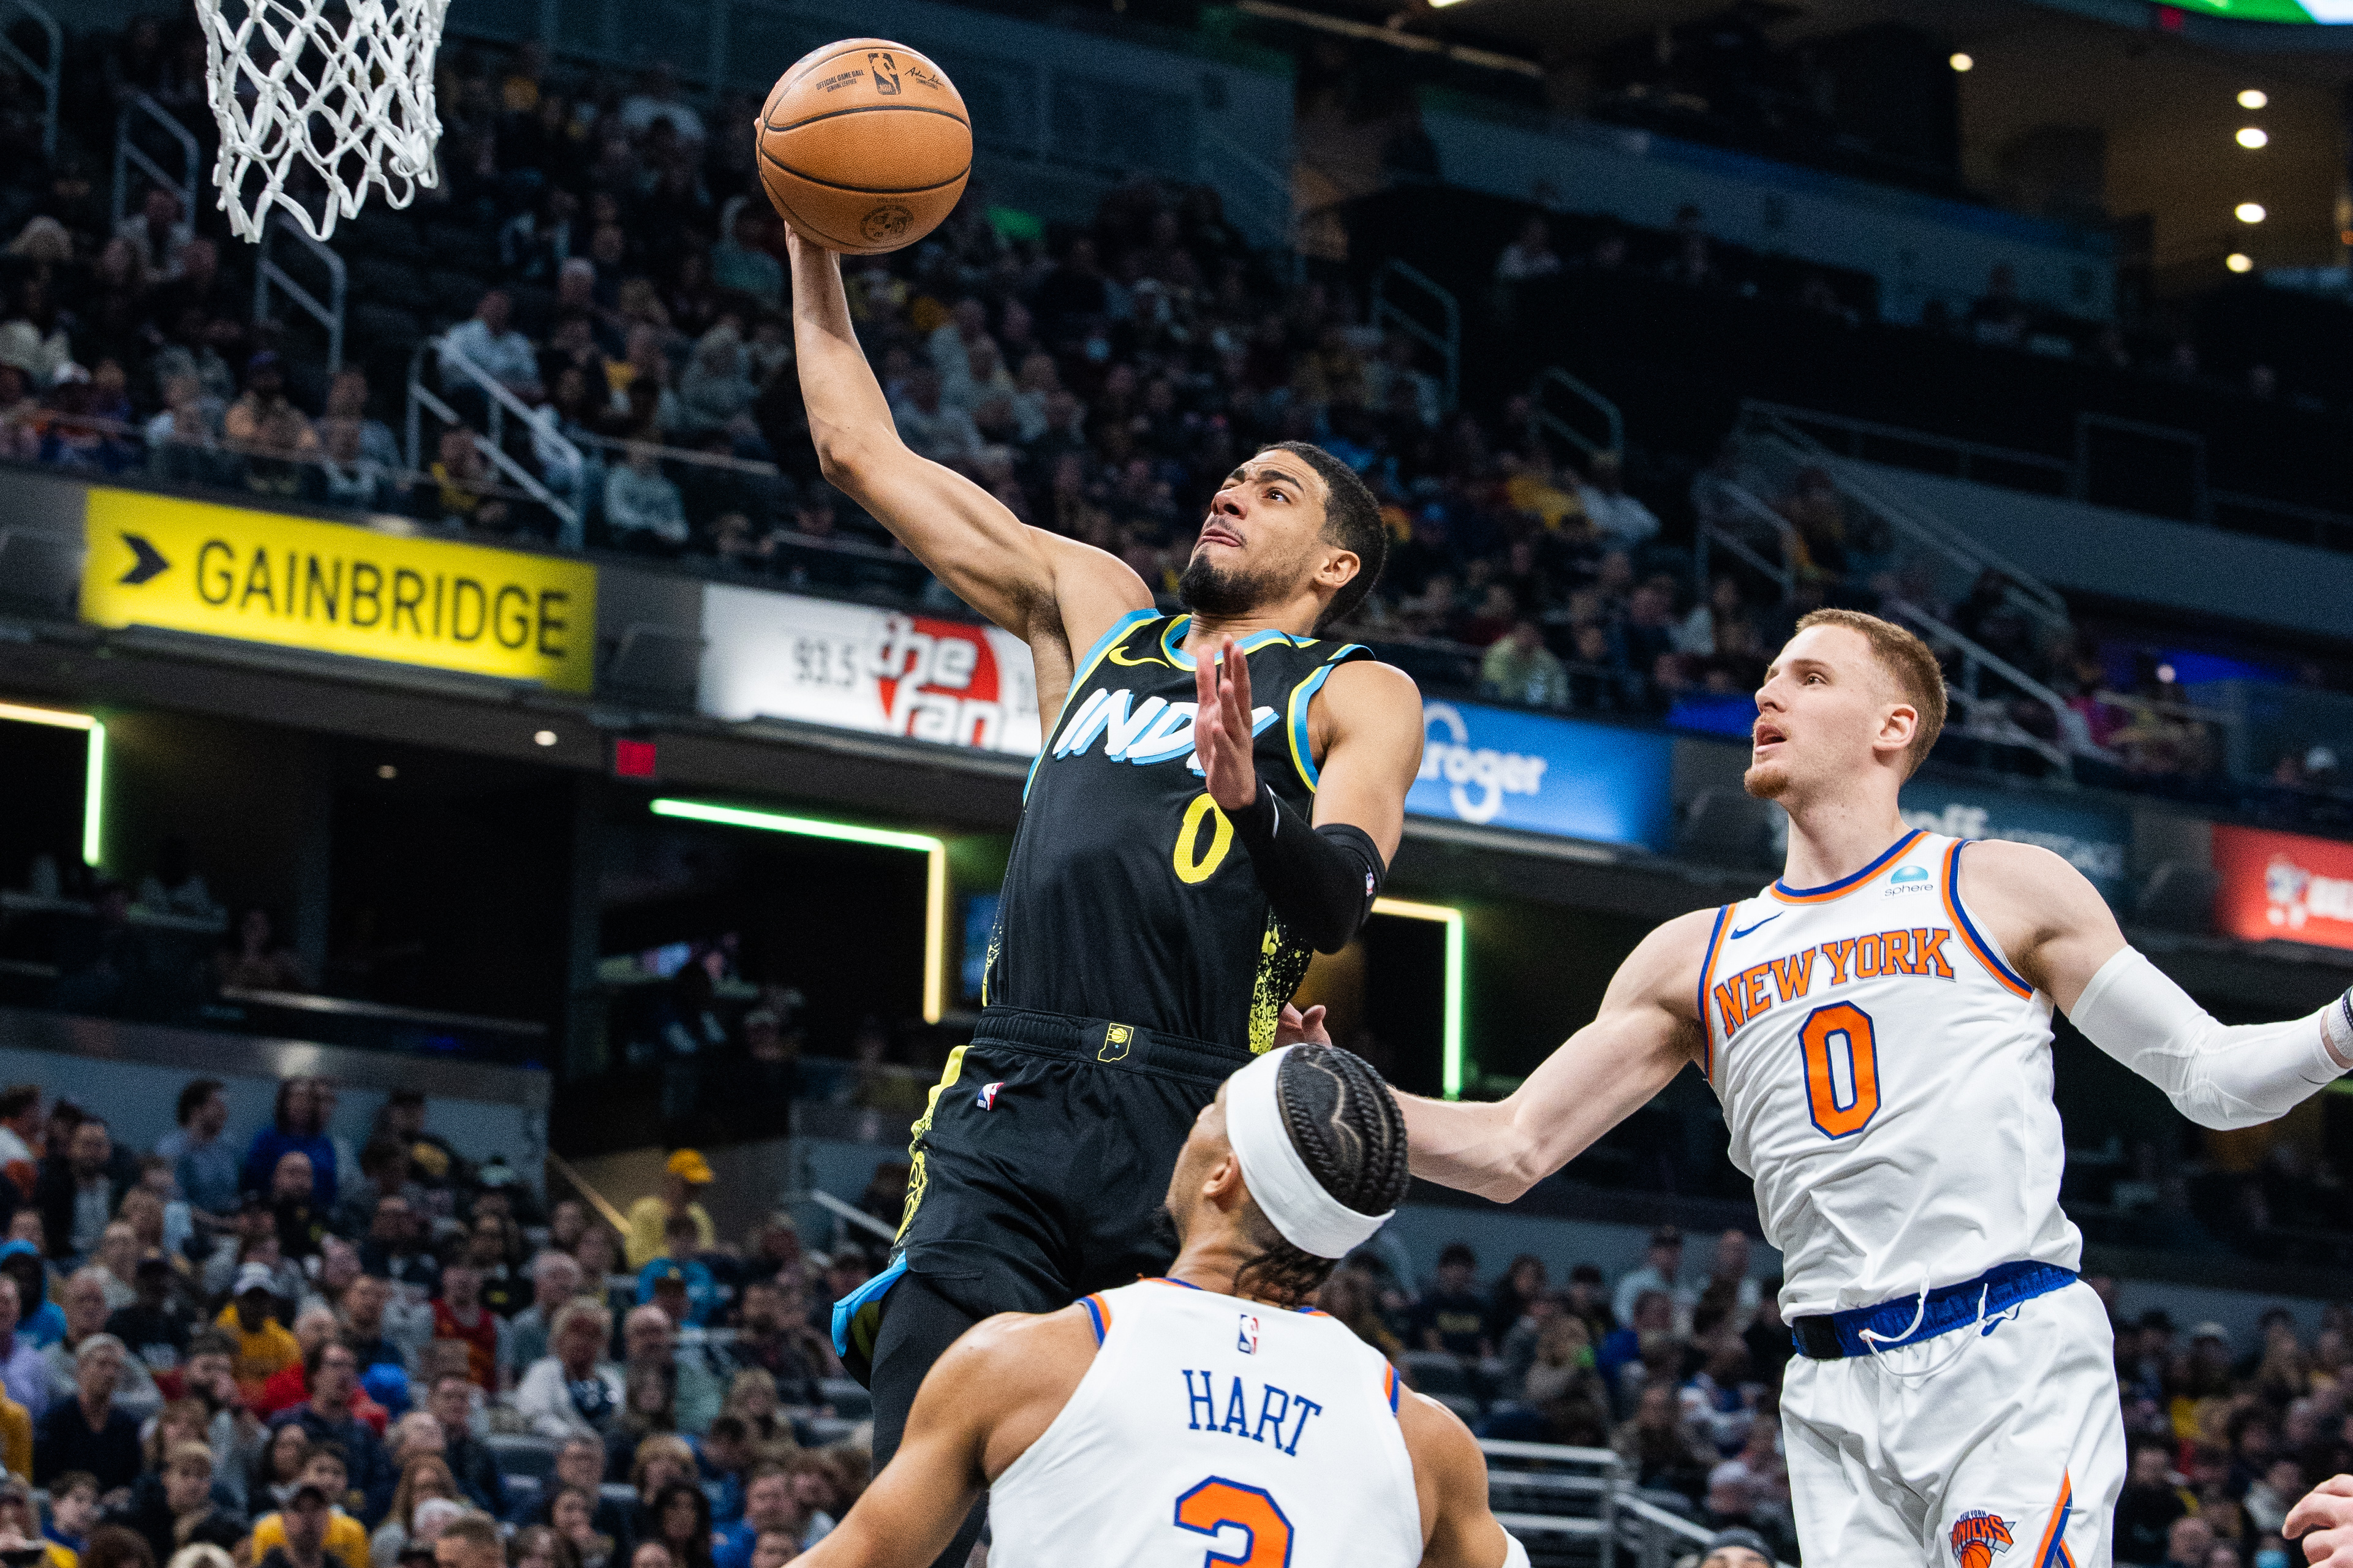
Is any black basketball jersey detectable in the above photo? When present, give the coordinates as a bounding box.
[982,610,1373,1055]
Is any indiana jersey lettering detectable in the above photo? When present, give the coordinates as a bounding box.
[987,612,1372,1054]
[1700,830,2082,1316]
[989,1279,1422,1568]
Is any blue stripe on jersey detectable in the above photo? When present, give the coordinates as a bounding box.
[1080,1294,1108,1346]
[1771,828,1924,903]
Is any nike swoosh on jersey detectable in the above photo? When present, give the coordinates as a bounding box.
[1730,913,1783,940]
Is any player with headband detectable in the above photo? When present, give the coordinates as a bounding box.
[787,1042,1526,1568]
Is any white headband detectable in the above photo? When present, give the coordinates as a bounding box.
[1223,1046,1394,1260]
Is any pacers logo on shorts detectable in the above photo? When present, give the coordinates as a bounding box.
[1098,1022,1136,1063]
[1949,1510,2014,1567]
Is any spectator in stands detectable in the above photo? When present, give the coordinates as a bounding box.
[1613,1226,1690,1325]
[441,292,543,407]
[36,1116,130,1264]
[369,1454,459,1567]
[271,1154,327,1262]
[604,448,689,552]
[548,1488,614,1568]
[115,1441,241,1564]
[1614,1381,1713,1501]
[503,1252,581,1385]
[1698,1528,1773,1568]
[156,1080,238,1226]
[359,1198,439,1303]
[619,1307,718,1437]
[0,1088,38,1202]
[420,1377,501,1517]
[1494,215,1562,282]
[243,1082,336,1210]
[425,430,515,535]
[252,1477,346,1568]
[44,1476,99,1556]
[1478,621,1568,708]
[35,1335,142,1493]
[431,1266,500,1390]
[2118,1438,2194,1565]
[0,1486,71,1568]
[887,370,981,466]
[0,1274,47,1416]
[47,1267,163,1420]
[709,212,782,311]
[514,1302,619,1441]
[623,1155,713,1272]
[723,1281,833,1408]
[270,1341,393,1523]
[1574,453,1658,551]
[116,187,192,282]
[1410,1243,1489,1362]
[107,1257,191,1378]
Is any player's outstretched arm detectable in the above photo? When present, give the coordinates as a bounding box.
[1965,839,2353,1129]
[784,231,1148,675]
[1396,907,1717,1202]
[1399,1389,1513,1568]
[793,1308,1089,1568]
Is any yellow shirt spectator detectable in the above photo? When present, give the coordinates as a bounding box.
[251,1510,370,1568]
[215,1298,301,1397]
[0,1391,28,1481]
[622,1152,716,1270]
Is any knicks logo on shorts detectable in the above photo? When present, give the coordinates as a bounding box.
[1949,1510,2014,1567]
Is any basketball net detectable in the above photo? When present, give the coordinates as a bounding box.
[194,0,451,243]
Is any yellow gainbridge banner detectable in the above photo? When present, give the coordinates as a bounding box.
[80,490,597,693]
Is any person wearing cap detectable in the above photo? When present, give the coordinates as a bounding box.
[1612,1226,1691,1328]
[216,1265,301,1401]
[634,1216,715,1327]
[252,1476,347,1568]
[789,1043,1519,1568]
[624,1154,714,1272]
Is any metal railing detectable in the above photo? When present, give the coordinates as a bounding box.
[255,213,349,375]
[113,90,201,235]
[1734,402,2073,636]
[1373,258,1461,413]
[406,337,583,537]
[0,0,59,158]
[1530,366,1623,464]
[1478,1439,1796,1568]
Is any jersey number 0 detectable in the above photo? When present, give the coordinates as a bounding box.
[1799,1001,1881,1139]
[1174,1477,1294,1567]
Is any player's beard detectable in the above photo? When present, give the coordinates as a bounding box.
[1178,551,1283,619]
[1149,1203,1185,1267]
[1743,758,1791,799]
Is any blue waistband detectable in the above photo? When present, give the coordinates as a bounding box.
[1789,1261,2077,1360]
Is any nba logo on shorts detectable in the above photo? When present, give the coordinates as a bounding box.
[975,1082,1003,1110]
[1948,1510,2013,1567]
[1236,1314,1258,1355]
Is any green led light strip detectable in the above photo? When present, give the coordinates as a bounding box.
[649,798,948,1023]
[1370,896,1467,1099]
[0,702,106,869]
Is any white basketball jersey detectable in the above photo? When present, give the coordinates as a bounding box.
[1699,830,2082,1317]
[989,1277,1424,1568]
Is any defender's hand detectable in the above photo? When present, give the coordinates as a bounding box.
[1275,1004,1329,1049]
[2287,1475,2353,1564]
[1194,636,1260,813]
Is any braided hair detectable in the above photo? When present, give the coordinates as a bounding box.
[1231,1044,1412,1306]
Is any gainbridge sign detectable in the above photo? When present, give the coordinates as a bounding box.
[698,583,1041,753]
[2212,824,2353,952]
[79,490,597,692]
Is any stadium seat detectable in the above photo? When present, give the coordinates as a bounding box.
[1399,1349,1471,1398]
[599,1483,638,1509]
[486,1433,559,1480]
[800,1416,862,1447]
[818,1378,872,1419]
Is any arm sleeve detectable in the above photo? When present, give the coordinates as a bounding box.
[2066,946,2351,1130]
[1227,782,1386,954]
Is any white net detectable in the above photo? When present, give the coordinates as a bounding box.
[194,0,452,243]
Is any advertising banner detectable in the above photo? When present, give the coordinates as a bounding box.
[699,583,1040,753]
[1408,700,1675,851]
[80,489,596,691]
[1898,784,2132,902]
[2213,824,2353,951]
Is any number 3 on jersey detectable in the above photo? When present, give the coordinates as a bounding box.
[1174,1478,1293,1567]
[1799,1001,1881,1139]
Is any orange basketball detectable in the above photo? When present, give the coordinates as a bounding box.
[757,39,971,255]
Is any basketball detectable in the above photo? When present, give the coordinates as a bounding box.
[757,39,972,255]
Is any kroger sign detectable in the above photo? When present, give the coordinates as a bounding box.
[1407,701,1675,851]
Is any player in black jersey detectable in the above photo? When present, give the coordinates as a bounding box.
[785,228,1425,1566]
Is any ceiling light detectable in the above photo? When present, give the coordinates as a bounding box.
[2226,253,2253,273]
[2236,203,2267,224]
[533,729,558,747]
[2237,126,2268,149]
[1949,51,1974,71]
[376,764,398,779]
[2238,89,2267,109]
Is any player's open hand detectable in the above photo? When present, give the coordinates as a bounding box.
[1275,1004,1329,1049]
[2288,1475,2353,1563]
[1194,635,1260,813]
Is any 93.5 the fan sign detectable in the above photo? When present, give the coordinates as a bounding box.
[757,39,971,255]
